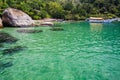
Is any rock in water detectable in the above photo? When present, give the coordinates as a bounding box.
[1,62,13,68]
[17,29,43,33]
[0,18,3,28]
[0,32,18,43]
[0,44,3,47]
[2,46,27,55]
[50,27,64,31]
[0,62,13,72]
[2,8,34,27]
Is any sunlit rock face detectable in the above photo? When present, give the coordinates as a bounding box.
[0,18,3,28]
[2,8,34,27]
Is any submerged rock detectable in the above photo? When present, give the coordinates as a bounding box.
[0,62,13,68]
[0,18,3,28]
[0,61,13,72]
[53,24,62,27]
[2,8,34,27]
[0,32,18,43]
[0,44,3,47]
[50,27,64,31]
[17,29,43,33]
[2,46,27,55]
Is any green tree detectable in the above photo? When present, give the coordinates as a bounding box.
[46,2,65,18]
[0,0,120,19]
[63,2,73,11]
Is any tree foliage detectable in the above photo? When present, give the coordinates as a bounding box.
[0,0,120,20]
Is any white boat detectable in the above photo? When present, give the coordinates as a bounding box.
[86,17,117,23]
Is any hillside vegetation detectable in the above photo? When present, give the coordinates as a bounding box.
[0,0,120,20]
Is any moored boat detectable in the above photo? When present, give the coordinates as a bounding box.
[86,17,117,23]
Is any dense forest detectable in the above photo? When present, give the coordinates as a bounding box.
[0,0,120,20]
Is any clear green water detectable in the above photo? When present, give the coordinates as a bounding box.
[0,21,120,80]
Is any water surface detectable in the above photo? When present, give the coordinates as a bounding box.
[0,22,120,80]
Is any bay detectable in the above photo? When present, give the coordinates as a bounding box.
[0,21,120,80]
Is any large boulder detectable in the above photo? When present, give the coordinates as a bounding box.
[2,8,34,27]
[0,18,3,28]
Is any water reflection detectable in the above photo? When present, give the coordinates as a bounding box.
[90,23,103,33]
[89,23,103,41]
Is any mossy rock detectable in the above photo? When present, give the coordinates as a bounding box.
[0,32,18,43]
[50,27,64,31]
[17,29,43,33]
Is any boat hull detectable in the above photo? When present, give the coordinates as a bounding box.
[86,18,117,23]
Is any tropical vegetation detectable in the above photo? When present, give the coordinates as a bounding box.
[0,0,120,20]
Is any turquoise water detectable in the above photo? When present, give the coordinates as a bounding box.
[0,21,120,80]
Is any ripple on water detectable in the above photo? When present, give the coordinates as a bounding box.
[0,22,120,80]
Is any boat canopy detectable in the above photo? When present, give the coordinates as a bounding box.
[89,17,104,20]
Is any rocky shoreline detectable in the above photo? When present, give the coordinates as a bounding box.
[0,8,64,28]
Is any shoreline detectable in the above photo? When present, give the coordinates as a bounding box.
[1,18,120,28]
[33,18,86,26]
